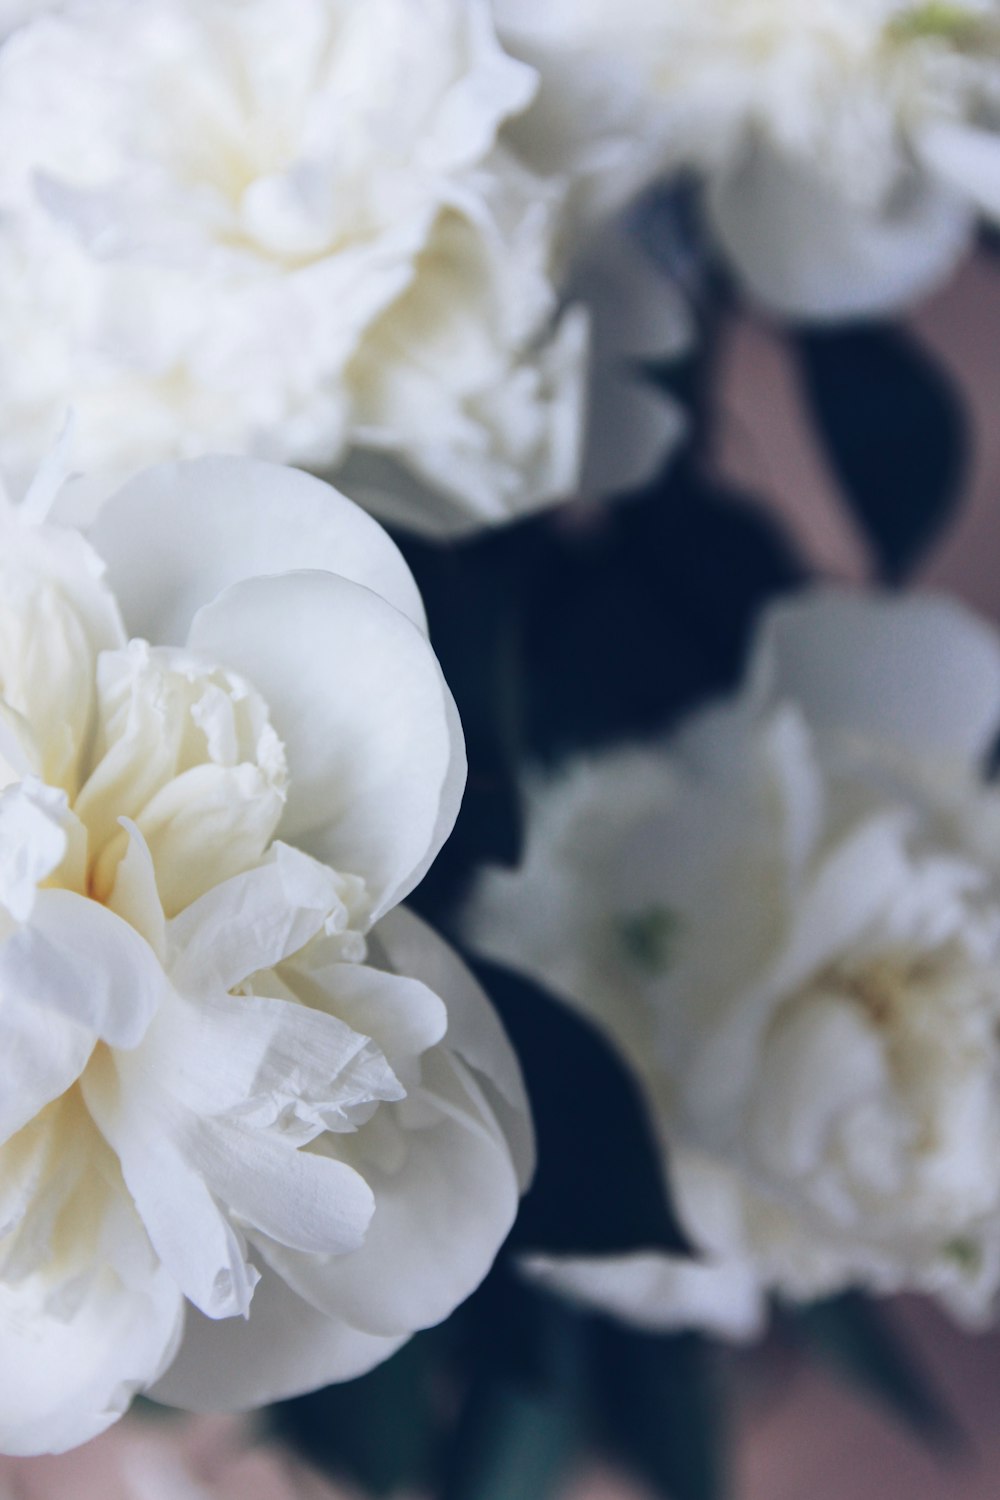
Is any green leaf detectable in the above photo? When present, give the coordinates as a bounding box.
[795,325,967,582]
[787,1294,962,1451]
[442,1293,587,1500]
[594,1327,724,1500]
[474,961,692,1258]
[442,1383,578,1500]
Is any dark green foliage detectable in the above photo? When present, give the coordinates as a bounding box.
[795,324,967,581]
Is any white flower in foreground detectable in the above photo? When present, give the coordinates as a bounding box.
[497,0,1000,319]
[0,0,591,534]
[466,591,1000,1338]
[0,453,532,1456]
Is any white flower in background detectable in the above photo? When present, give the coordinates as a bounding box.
[0,0,593,534]
[466,591,1000,1338]
[0,452,533,1456]
[497,0,1000,319]
[0,1,59,37]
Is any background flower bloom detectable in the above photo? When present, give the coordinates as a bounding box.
[0,0,592,533]
[466,591,1000,1337]
[0,454,532,1455]
[497,0,1000,319]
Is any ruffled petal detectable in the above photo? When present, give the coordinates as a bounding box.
[187,572,465,919]
[746,591,1000,765]
[262,1047,522,1339]
[87,456,427,643]
[167,843,347,995]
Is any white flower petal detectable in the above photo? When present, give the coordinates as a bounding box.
[0,1211,182,1456]
[105,819,167,960]
[0,889,167,1049]
[88,456,428,644]
[151,1269,405,1412]
[520,1250,765,1341]
[82,1046,260,1322]
[374,906,535,1188]
[283,956,447,1087]
[192,1119,376,1259]
[187,573,465,919]
[167,844,348,995]
[264,1048,522,1339]
[707,146,973,321]
[0,777,75,922]
[747,591,1000,765]
[139,985,403,1140]
[917,118,1000,225]
[0,997,92,1148]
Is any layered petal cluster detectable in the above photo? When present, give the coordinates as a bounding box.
[0,0,594,533]
[498,0,1000,319]
[0,454,532,1455]
[467,591,1000,1337]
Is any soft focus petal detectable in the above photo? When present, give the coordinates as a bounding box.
[521,1250,765,1340]
[187,573,465,919]
[707,147,973,321]
[88,457,428,644]
[746,591,1000,765]
[917,119,1000,224]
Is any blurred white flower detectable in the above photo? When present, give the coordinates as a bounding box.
[466,591,1000,1337]
[497,0,1000,318]
[0,0,593,533]
[0,452,532,1456]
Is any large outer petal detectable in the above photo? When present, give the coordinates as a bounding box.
[151,1267,406,1412]
[88,456,427,643]
[374,905,535,1189]
[707,146,973,321]
[746,591,1000,766]
[187,572,466,920]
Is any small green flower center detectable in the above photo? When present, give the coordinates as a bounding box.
[618,907,679,976]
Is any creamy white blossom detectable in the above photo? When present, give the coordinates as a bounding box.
[0,0,600,533]
[497,0,1000,318]
[0,452,532,1456]
[466,591,1000,1336]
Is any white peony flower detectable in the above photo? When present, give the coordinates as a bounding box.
[0,0,594,533]
[466,591,1000,1338]
[497,0,1000,319]
[0,452,533,1456]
